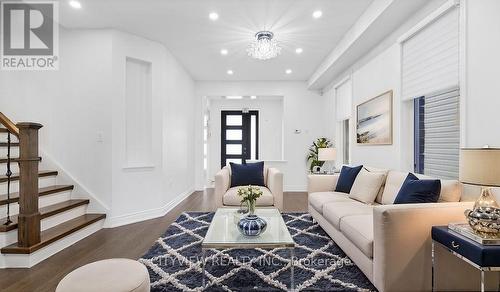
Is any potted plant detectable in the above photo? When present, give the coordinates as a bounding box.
[307,137,333,172]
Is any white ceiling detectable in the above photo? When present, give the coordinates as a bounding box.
[58,0,373,81]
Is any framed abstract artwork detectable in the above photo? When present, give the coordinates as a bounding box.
[356,90,393,145]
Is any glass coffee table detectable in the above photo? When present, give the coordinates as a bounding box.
[201,208,296,289]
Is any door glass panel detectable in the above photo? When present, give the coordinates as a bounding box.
[226,115,242,126]
[226,159,242,165]
[226,129,242,140]
[226,144,242,155]
[250,115,257,160]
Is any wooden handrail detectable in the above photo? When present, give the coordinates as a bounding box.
[0,112,19,137]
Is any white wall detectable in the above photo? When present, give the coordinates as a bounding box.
[0,27,196,226]
[323,0,500,172]
[195,81,329,191]
[206,97,284,181]
[101,29,197,225]
[0,27,114,209]
[323,0,452,171]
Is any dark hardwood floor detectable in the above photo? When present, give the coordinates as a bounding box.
[0,189,308,292]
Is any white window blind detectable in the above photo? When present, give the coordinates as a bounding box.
[422,87,460,179]
[401,6,459,100]
[335,78,352,121]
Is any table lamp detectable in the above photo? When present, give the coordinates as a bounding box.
[460,147,500,235]
[318,148,336,174]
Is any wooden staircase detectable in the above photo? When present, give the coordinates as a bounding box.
[0,113,106,267]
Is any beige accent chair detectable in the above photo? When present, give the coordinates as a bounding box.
[215,165,283,210]
[308,168,479,292]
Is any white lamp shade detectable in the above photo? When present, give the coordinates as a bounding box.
[318,148,336,161]
[460,148,500,187]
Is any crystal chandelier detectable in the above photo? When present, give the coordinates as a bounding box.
[247,31,281,60]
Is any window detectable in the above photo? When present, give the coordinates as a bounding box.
[342,119,350,164]
[414,88,460,179]
[334,77,352,166]
[401,4,460,179]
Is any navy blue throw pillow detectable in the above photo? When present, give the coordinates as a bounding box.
[230,162,265,187]
[394,173,441,204]
[335,165,363,193]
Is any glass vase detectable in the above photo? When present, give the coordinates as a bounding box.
[247,200,256,215]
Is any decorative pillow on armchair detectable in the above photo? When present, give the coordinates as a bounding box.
[230,162,265,187]
[394,173,441,204]
[335,165,363,193]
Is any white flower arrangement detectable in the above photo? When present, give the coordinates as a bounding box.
[237,185,263,214]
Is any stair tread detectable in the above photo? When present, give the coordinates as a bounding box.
[0,157,41,163]
[0,199,89,232]
[0,185,74,206]
[0,128,8,133]
[0,170,58,183]
[0,142,19,147]
[1,214,106,254]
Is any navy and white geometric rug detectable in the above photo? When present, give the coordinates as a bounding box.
[139,212,377,292]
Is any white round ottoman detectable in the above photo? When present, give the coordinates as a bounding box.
[56,258,150,292]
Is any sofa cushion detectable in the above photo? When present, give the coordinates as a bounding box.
[230,162,265,187]
[308,192,352,214]
[323,201,373,229]
[335,165,363,193]
[349,168,386,204]
[340,215,374,258]
[394,173,441,204]
[381,170,409,204]
[223,186,274,206]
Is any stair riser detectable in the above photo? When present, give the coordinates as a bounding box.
[0,176,56,194]
[0,147,19,157]
[0,219,104,268]
[0,162,19,174]
[0,190,72,218]
[0,133,18,142]
[0,205,87,248]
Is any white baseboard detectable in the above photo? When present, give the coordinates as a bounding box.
[105,187,195,228]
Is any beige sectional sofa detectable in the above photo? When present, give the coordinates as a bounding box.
[308,167,475,292]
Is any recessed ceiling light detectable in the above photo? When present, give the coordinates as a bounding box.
[295,48,303,54]
[226,96,243,99]
[209,12,219,21]
[220,49,228,55]
[313,10,323,19]
[285,69,292,74]
[227,70,233,75]
[69,0,82,9]
[250,95,257,99]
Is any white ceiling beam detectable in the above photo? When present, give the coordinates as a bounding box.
[307,0,430,91]
[307,0,394,90]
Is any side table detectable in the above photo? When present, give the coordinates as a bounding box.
[432,226,500,292]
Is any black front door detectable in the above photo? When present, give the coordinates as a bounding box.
[221,110,259,168]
